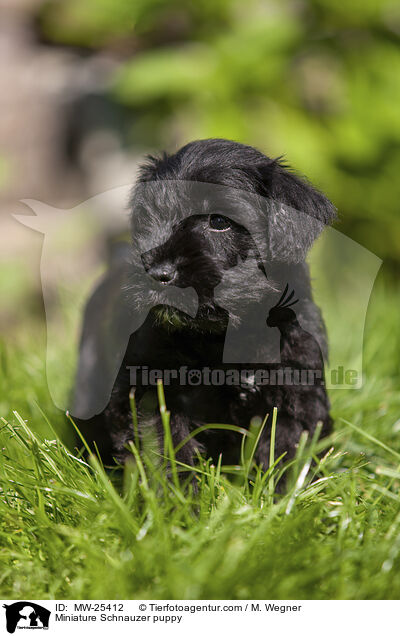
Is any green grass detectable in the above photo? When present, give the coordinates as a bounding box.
[1,277,400,600]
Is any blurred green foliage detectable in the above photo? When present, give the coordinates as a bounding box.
[40,0,400,265]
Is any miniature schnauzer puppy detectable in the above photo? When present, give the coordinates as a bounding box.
[73,138,337,479]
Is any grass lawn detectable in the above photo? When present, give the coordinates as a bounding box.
[0,276,400,600]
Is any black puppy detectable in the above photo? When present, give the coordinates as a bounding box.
[73,138,336,477]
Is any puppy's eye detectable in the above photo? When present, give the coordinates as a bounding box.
[209,214,231,232]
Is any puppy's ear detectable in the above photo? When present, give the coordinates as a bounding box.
[257,159,337,263]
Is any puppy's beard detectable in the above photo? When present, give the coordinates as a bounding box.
[123,254,198,318]
[151,303,228,334]
[152,305,191,330]
[124,251,274,333]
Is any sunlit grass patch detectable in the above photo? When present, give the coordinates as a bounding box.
[0,278,399,599]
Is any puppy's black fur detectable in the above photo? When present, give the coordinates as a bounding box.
[74,139,336,478]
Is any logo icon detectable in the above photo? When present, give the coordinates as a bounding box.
[3,602,50,634]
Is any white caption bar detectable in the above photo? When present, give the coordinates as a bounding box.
[1,600,397,635]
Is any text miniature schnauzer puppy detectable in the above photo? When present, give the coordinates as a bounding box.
[73,138,336,477]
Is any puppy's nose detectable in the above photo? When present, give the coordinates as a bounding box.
[147,263,176,285]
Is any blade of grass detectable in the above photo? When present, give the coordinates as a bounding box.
[268,407,278,500]
[157,380,180,490]
[129,388,140,450]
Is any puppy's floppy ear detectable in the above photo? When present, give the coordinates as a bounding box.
[257,159,337,263]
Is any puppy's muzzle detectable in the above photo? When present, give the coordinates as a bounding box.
[141,250,177,285]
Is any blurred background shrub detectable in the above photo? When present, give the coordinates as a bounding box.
[35,0,400,268]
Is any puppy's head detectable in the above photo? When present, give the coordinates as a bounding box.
[128,139,336,327]
[140,212,266,298]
